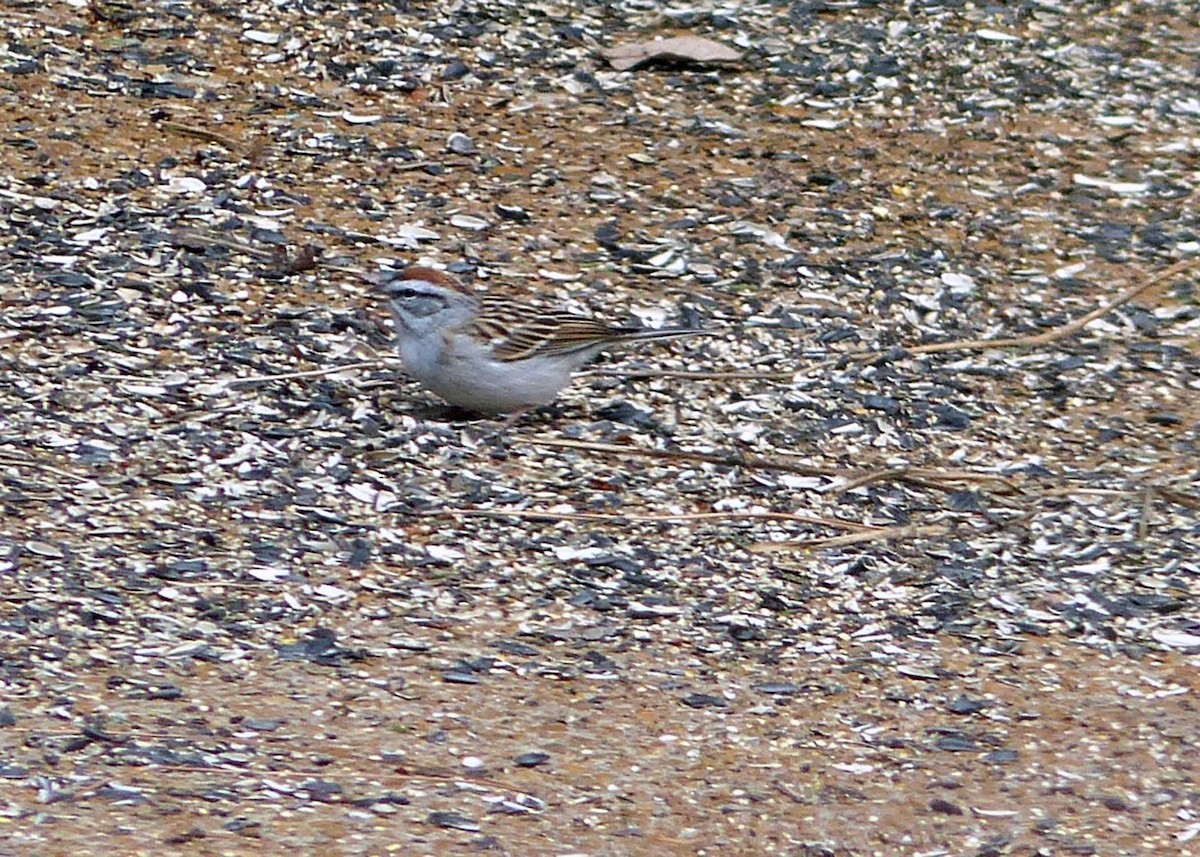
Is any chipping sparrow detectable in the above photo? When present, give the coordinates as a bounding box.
[375,266,711,414]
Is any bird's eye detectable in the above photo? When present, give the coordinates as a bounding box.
[396,287,418,299]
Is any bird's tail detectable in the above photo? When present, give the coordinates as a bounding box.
[616,327,718,342]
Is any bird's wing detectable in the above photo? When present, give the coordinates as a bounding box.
[470,296,627,362]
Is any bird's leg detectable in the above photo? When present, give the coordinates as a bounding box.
[470,405,534,448]
[498,405,535,431]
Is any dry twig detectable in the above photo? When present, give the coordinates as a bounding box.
[590,368,793,381]
[747,523,952,552]
[172,228,279,261]
[525,437,840,477]
[853,256,1198,360]
[224,360,386,387]
[422,507,874,531]
[527,438,1023,496]
[160,120,240,150]
[837,465,1020,494]
[0,455,83,482]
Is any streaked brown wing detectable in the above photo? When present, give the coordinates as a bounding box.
[470,296,625,362]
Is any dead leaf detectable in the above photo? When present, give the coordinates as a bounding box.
[601,36,742,71]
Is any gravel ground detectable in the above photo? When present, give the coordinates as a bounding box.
[2,1,1199,855]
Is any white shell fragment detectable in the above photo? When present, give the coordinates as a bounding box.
[1151,629,1200,649]
[382,224,441,246]
[1072,174,1150,194]
[166,176,207,194]
[243,29,281,45]
[342,111,382,125]
[975,29,1019,42]
[449,213,490,231]
[940,272,977,296]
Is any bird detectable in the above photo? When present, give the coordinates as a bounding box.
[374,266,712,415]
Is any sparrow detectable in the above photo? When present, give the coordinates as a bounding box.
[375,266,711,415]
